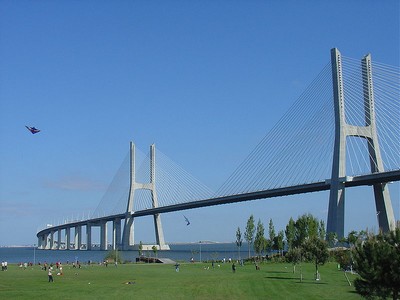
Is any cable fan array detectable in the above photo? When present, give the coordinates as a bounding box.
[216,63,335,197]
[216,57,399,197]
[341,56,400,176]
[91,56,399,216]
[91,146,215,217]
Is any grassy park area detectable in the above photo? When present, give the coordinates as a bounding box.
[0,261,360,299]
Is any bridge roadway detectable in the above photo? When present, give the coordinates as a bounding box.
[37,169,400,238]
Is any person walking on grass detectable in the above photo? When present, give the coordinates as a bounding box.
[48,267,54,282]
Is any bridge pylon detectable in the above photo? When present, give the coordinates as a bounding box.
[121,142,169,250]
[327,48,396,239]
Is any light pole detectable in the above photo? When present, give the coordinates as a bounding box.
[199,241,202,263]
[33,244,36,266]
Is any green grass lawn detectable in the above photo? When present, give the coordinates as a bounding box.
[0,261,360,299]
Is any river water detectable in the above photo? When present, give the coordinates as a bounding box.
[0,243,253,264]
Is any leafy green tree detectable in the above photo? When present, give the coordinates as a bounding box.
[347,230,358,247]
[254,219,266,258]
[318,220,326,240]
[332,248,352,270]
[152,245,158,258]
[294,213,319,247]
[358,230,368,241]
[327,231,338,248]
[268,218,276,252]
[285,246,302,273]
[352,228,400,300]
[303,236,329,280]
[285,217,296,250]
[244,215,255,258]
[138,241,143,257]
[236,227,243,260]
[285,214,328,279]
[275,230,285,256]
[293,214,314,247]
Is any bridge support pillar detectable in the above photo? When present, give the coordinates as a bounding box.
[361,54,395,232]
[39,234,47,249]
[74,225,81,250]
[113,218,121,250]
[65,227,70,250]
[149,144,168,249]
[327,48,395,239]
[44,233,50,249]
[49,231,55,249]
[100,221,108,250]
[86,224,92,251]
[154,213,167,249]
[57,229,62,250]
[122,217,134,250]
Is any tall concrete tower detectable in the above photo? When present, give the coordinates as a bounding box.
[122,142,169,250]
[327,48,395,238]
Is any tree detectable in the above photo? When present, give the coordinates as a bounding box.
[327,231,338,248]
[152,245,158,258]
[244,215,255,259]
[236,227,243,260]
[347,230,358,247]
[268,218,276,253]
[138,241,143,257]
[275,230,285,256]
[303,236,329,280]
[294,213,319,247]
[285,246,302,273]
[332,248,352,270]
[254,219,266,258]
[358,230,368,241]
[318,220,326,241]
[352,228,400,300]
[285,217,296,250]
[285,214,328,280]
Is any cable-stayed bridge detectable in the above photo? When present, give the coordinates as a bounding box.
[37,49,400,251]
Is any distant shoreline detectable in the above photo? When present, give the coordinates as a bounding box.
[0,245,33,248]
[1,241,235,248]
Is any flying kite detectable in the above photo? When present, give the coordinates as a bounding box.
[25,126,41,134]
[183,215,190,226]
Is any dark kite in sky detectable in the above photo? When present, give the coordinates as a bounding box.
[25,126,41,134]
[183,215,190,226]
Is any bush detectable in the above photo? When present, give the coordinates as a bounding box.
[352,228,400,300]
[331,248,352,271]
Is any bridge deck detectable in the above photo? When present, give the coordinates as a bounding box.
[37,169,400,238]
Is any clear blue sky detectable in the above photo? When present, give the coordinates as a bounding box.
[0,1,399,246]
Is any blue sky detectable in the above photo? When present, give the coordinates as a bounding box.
[0,1,399,246]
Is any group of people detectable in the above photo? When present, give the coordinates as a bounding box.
[18,262,32,269]
[101,259,118,267]
[1,261,8,271]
